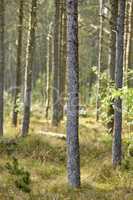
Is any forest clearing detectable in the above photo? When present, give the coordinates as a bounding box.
[0,0,132,199]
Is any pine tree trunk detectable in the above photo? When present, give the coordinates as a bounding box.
[58,0,64,121]
[96,0,105,121]
[45,23,53,119]
[112,0,126,167]
[22,0,37,136]
[127,1,133,131]
[67,0,80,188]
[127,1,133,87]
[123,1,131,86]
[61,0,67,119]
[12,0,24,127]
[59,0,67,121]
[0,0,5,136]
[52,0,60,126]
[107,0,118,134]
[43,5,49,105]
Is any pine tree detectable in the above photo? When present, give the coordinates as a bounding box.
[127,1,133,87]
[112,0,126,167]
[45,23,53,119]
[67,0,80,188]
[107,0,118,134]
[52,0,60,126]
[59,0,67,121]
[96,0,105,121]
[22,0,37,136]
[0,0,5,136]
[12,0,24,127]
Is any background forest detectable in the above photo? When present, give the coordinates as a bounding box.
[0,0,132,199]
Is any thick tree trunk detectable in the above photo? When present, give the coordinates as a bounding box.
[0,0,5,136]
[12,0,24,127]
[112,0,126,167]
[22,0,37,136]
[52,0,60,126]
[107,0,118,134]
[67,0,80,188]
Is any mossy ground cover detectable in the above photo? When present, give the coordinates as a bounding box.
[0,111,133,199]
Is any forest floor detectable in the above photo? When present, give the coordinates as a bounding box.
[0,108,133,199]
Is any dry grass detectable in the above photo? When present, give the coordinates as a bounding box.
[0,112,133,199]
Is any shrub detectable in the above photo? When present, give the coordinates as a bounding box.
[6,157,31,193]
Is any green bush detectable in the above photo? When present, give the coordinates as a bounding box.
[6,157,31,193]
[128,144,133,157]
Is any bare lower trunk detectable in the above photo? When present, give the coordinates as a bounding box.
[0,0,5,136]
[96,0,105,121]
[59,0,67,121]
[45,24,53,119]
[52,0,60,126]
[127,1,133,87]
[58,0,64,121]
[107,0,118,134]
[67,0,80,188]
[22,0,37,136]
[112,0,126,167]
[12,0,24,127]
[127,1,133,131]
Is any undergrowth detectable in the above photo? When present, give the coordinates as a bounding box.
[0,116,133,199]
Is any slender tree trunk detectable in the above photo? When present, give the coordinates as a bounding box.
[127,1,133,87]
[112,0,126,167]
[22,0,37,136]
[96,0,105,121]
[12,0,24,127]
[43,20,48,106]
[127,1,133,131]
[52,0,60,126]
[0,0,5,136]
[67,0,80,188]
[123,1,128,82]
[61,0,67,119]
[58,0,64,121]
[107,0,118,134]
[59,0,67,121]
[45,23,53,119]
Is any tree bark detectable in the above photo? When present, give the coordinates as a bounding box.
[22,0,37,136]
[112,0,126,167]
[0,0,5,136]
[67,0,80,188]
[52,0,60,126]
[58,0,67,121]
[127,1,133,87]
[58,0,64,121]
[45,23,53,119]
[96,0,105,121]
[107,0,118,134]
[12,0,24,127]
